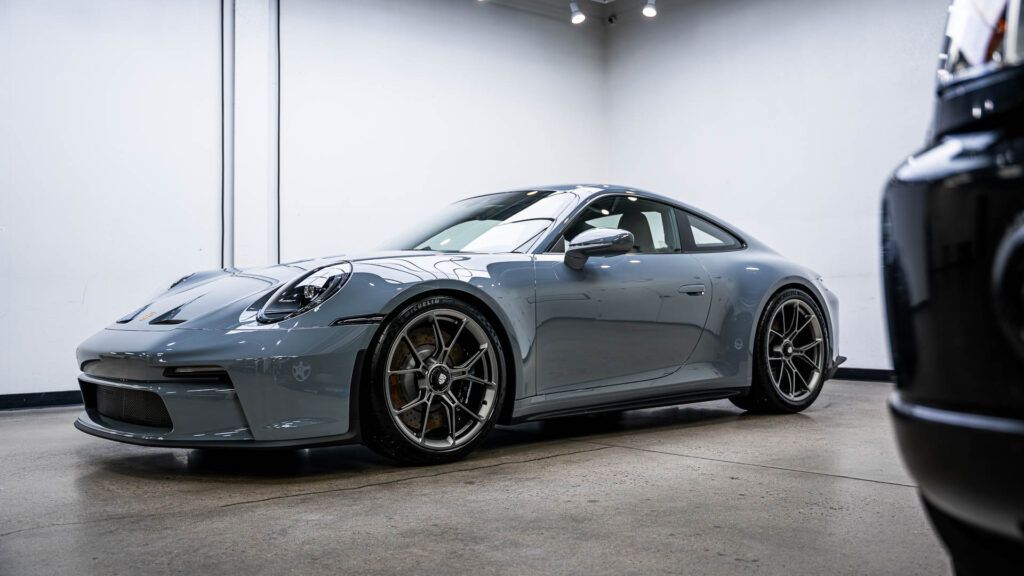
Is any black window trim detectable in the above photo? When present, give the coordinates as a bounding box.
[540,193,687,255]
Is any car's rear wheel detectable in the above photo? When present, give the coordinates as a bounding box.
[731,288,828,414]
[363,296,506,465]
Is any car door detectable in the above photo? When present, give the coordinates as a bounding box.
[534,195,712,393]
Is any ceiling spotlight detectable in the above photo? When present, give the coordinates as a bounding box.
[642,0,657,18]
[569,1,586,24]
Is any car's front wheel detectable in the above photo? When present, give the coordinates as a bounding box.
[363,296,507,465]
[731,288,829,414]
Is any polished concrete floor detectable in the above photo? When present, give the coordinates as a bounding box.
[0,380,948,575]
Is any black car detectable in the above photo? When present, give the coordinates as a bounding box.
[882,1,1024,573]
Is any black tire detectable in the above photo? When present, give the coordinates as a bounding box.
[731,288,829,414]
[923,497,1024,576]
[362,295,508,465]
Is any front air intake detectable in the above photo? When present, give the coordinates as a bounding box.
[94,386,173,430]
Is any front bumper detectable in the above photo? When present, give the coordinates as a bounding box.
[890,392,1024,541]
[74,323,376,448]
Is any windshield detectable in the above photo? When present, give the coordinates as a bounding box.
[386,190,575,253]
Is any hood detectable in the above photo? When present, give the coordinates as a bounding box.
[108,250,451,331]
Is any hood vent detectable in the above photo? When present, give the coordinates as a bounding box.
[149,306,188,325]
[148,296,203,325]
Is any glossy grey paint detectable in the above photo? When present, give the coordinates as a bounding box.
[533,252,711,393]
[75,184,840,448]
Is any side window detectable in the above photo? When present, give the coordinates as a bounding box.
[550,196,681,254]
[679,210,742,251]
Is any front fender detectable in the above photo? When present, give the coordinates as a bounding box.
[336,255,537,400]
[754,273,841,369]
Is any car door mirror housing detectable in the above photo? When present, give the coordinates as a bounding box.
[564,228,634,270]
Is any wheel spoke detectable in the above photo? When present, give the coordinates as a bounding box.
[790,360,808,392]
[788,316,813,340]
[419,394,433,441]
[388,368,422,377]
[402,334,423,367]
[797,339,822,353]
[456,374,497,388]
[442,319,466,364]
[442,397,457,441]
[453,344,488,374]
[445,392,484,423]
[430,314,446,359]
[794,353,819,370]
[394,392,428,416]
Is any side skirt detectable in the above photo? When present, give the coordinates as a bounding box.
[510,387,747,423]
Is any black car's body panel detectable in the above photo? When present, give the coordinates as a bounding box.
[882,6,1024,546]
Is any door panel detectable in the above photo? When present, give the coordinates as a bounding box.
[534,253,711,393]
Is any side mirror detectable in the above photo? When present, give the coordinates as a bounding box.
[564,228,634,270]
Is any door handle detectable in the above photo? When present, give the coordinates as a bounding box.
[679,283,706,296]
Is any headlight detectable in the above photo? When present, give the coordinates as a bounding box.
[258,261,352,323]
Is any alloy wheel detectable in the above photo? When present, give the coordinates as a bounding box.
[765,298,825,402]
[383,308,500,450]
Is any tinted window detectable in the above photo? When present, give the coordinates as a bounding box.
[680,211,741,251]
[551,196,681,254]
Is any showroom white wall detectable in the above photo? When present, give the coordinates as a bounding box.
[0,0,222,395]
[606,0,949,369]
[277,0,610,260]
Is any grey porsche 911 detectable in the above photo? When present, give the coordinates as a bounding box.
[75,184,843,464]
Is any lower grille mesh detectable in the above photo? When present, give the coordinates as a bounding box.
[95,386,172,429]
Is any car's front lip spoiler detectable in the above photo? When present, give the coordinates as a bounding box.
[75,414,360,450]
[826,355,847,379]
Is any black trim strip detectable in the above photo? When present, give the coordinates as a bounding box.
[890,393,1024,435]
[835,367,894,382]
[332,314,384,326]
[0,391,83,411]
[275,0,282,264]
[219,0,226,269]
